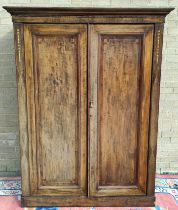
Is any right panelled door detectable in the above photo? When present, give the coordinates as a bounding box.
[89,24,154,197]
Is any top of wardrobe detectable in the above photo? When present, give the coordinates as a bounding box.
[3,6,174,24]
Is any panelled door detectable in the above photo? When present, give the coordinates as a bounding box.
[24,24,87,196]
[24,23,154,198]
[89,24,154,196]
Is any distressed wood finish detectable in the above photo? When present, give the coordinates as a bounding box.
[3,7,173,24]
[3,7,173,15]
[21,195,155,207]
[4,7,173,207]
[12,16,166,24]
[24,24,87,196]
[89,24,154,197]
[14,23,30,196]
[147,23,164,196]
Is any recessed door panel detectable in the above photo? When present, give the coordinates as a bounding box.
[99,35,141,187]
[89,24,154,196]
[24,24,87,196]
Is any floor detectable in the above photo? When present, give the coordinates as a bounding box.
[0,175,178,210]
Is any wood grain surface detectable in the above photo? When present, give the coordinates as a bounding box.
[147,23,164,196]
[89,24,154,197]
[3,6,174,24]
[24,24,87,196]
[8,6,172,206]
[21,195,155,207]
[14,23,30,196]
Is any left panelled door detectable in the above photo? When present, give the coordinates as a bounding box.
[24,24,87,196]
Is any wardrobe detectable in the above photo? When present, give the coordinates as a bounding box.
[4,6,173,207]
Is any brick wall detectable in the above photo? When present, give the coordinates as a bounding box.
[0,0,177,176]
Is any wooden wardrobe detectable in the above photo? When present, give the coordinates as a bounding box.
[4,7,173,207]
